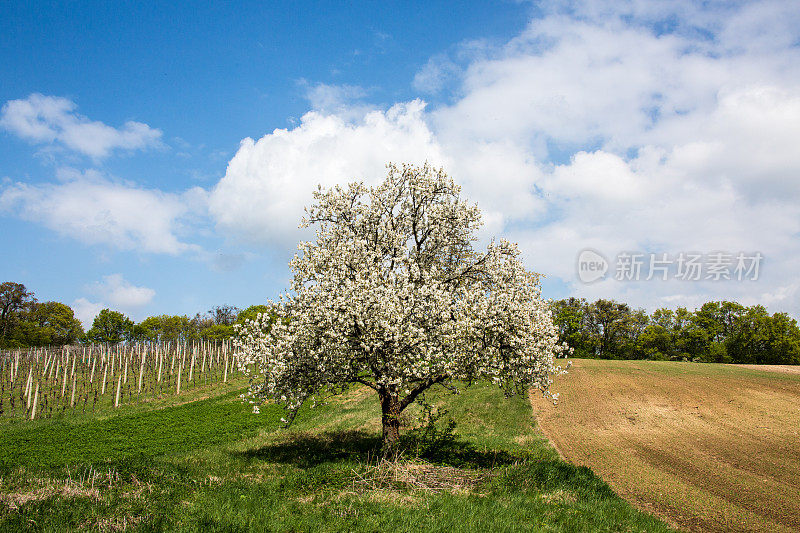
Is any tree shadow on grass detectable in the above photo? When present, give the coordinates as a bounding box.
[236,430,382,468]
[235,429,531,470]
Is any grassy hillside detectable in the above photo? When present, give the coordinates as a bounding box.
[0,378,673,532]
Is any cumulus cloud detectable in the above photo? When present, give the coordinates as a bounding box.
[0,93,163,159]
[208,100,450,245]
[207,1,800,315]
[72,275,156,328]
[208,96,547,245]
[92,273,156,308]
[0,168,205,255]
[445,2,800,314]
[71,298,105,330]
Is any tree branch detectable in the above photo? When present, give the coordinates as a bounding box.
[354,377,379,391]
[399,373,449,411]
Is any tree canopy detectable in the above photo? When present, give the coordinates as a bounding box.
[27,301,84,346]
[235,163,568,449]
[86,309,134,345]
[0,283,86,348]
[0,282,36,345]
[0,281,264,348]
[551,298,800,365]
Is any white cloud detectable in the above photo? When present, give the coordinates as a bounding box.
[412,2,800,316]
[413,54,460,94]
[208,100,450,245]
[92,273,155,308]
[72,298,105,330]
[72,275,156,328]
[208,2,800,316]
[302,82,370,117]
[0,168,205,255]
[0,94,163,159]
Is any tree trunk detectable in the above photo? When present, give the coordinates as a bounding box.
[379,388,401,453]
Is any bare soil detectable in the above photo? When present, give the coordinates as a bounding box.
[531,359,800,533]
[732,364,800,375]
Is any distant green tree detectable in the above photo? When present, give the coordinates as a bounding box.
[586,299,635,358]
[763,312,800,365]
[719,301,746,339]
[133,314,194,343]
[161,315,191,342]
[620,308,649,359]
[551,298,592,357]
[208,305,239,326]
[671,307,710,361]
[635,308,675,360]
[727,305,772,364]
[0,282,36,346]
[86,309,133,344]
[236,304,271,324]
[131,316,161,343]
[189,313,213,340]
[637,323,673,360]
[28,302,84,346]
[725,306,800,365]
[692,302,728,362]
[693,303,723,343]
[199,324,235,341]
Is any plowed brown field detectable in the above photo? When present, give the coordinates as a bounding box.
[531,359,800,532]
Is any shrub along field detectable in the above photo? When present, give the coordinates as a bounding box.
[532,359,800,533]
[0,375,672,532]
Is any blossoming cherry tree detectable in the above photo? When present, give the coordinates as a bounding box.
[235,163,567,450]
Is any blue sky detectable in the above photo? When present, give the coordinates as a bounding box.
[2,1,800,327]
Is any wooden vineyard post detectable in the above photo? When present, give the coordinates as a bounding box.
[115,374,122,408]
[89,353,96,386]
[157,346,163,384]
[176,360,182,395]
[70,371,77,408]
[137,348,146,398]
[101,360,108,396]
[188,348,196,385]
[61,355,68,398]
[30,381,39,420]
[25,366,33,408]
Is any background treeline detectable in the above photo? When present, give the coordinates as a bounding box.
[6,281,799,365]
[552,298,800,365]
[0,281,269,349]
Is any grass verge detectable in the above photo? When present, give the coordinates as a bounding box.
[1,379,673,532]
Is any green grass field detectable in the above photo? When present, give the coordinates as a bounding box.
[0,377,673,532]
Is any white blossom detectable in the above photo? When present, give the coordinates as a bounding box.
[234,163,568,445]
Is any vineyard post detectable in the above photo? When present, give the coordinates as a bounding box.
[157,346,163,384]
[101,360,107,396]
[30,381,39,420]
[70,371,77,408]
[188,347,195,384]
[61,357,68,398]
[176,360,182,395]
[25,366,33,407]
[137,348,146,397]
